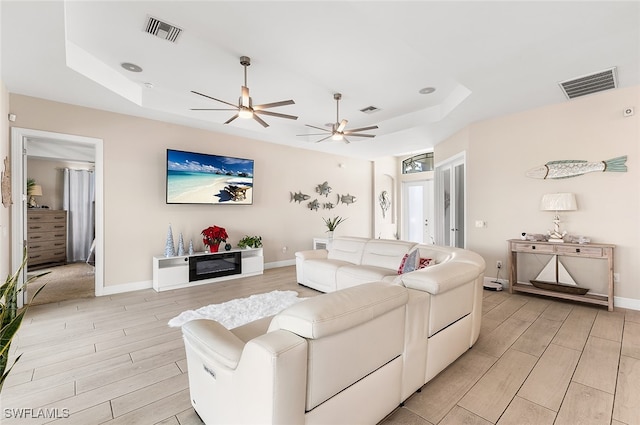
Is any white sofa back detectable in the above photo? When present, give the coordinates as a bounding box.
[360,239,416,270]
[326,236,368,264]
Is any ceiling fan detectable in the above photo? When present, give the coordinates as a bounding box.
[191,56,297,128]
[300,93,378,143]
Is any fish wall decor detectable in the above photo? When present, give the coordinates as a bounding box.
[337,193,357,205]
[307,199,320,211]
[290,191,310,203]
[315,181,332,197]
[526,155,627,179]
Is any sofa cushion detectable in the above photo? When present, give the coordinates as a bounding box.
[327,237,368,264]
[336,264,399,289]
[360,239,415,270]
[269,282,408,338]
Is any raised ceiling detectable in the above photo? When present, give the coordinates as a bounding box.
[2,1,639,160]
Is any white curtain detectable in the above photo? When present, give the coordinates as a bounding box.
[63,168,95,262]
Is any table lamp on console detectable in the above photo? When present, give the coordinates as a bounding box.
[540,192,577,243]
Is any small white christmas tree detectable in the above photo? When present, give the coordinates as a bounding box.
[177,233,185,256]
[165,224,176,257]
[188,239,194,255]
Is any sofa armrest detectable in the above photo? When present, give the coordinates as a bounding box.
[182,319,245,369]
[295,249,328,261]
[399,262,481,295]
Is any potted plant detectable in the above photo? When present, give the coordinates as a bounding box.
[238,235,262,249]
[201,225,228,253]
[1,249,48,392]
[323,216,347,240]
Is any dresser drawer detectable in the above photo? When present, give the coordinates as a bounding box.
[555,245,603,257]
[27,211,67,224]
[28,249,66,265]
[27,230,66,243]
[512,243,556,254]
[28,221,67,233]
[28,238,66,253]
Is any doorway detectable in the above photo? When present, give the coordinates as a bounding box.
[11,128,104,307]
[402,180,434,244]
[435,152,466,248]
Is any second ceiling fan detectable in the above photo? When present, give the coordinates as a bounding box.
[191,56,298,128]
[301,93,378,143]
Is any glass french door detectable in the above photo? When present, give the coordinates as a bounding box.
[435,154,465,248]
[402,180,434,244]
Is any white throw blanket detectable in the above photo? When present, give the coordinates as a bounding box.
[168,290,305,328]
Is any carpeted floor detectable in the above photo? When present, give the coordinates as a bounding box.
[27,262,95,306]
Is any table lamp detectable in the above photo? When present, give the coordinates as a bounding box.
[540,193,577,242]
[28,184,43,208]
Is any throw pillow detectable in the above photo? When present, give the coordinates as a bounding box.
[398,249,419,274]
[418,258,433,269]
[397,254,410,274]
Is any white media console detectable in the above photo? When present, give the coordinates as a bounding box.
[152,247,264,292]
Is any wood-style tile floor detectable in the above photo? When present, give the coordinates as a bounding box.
[2,266,639,424]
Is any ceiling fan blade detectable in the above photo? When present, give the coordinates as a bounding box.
[344,125,379,133]
[344,133,376,138]
[253,114,269,128]
[254,110,298,120]
[241,86,250,107]
[191,108,238,111]
[297,132,333,136]
[305,124,331,132]
[254,99,295,109]
[336,119,348,133]
[314,135,333,143]
[191,91,239,108]
[225,114,239,124]
[343,137,351,144]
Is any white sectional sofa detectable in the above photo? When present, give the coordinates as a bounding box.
[180,237,485,424]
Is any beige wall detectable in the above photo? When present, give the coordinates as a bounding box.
[0,80,9,279]
[439,85,640,303]
[373,156,398,239]
[8,95,373,289]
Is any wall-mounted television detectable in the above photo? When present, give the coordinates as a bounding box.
[166,149,254,205]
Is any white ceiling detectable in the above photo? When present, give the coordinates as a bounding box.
[2,1,639,160]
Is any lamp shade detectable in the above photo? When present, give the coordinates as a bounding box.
[30,185,43,196]
[540,193,577,211]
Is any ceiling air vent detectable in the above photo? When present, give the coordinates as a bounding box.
[145,16,182,43]
[559,67,617,100]
[360,105,380,114]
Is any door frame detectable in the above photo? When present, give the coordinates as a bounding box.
[11,127,104,306]
[434,151,466,248]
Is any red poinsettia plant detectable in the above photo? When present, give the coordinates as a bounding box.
[201,225,228,249]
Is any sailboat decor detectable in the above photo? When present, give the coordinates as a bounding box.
[530,255,589,295]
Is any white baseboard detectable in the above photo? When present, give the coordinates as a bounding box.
[98,280,153,296]
[265,259,295,269]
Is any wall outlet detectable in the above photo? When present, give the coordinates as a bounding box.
[614,273,620,283]
[496,260,502,269]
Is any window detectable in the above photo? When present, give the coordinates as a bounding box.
[402,152,434,174]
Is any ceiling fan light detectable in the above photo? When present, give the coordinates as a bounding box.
[238,108,253,119]
[332,133,343,141]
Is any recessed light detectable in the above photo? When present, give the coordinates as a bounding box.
[419,87,436,95]
[121,62,143,72]
[143,82,154,89]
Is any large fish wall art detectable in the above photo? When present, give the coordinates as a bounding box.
[526,155,627,179]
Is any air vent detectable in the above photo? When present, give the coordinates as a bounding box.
[559,67,617,100]
[360,106,380,114]
[145,16,182,43]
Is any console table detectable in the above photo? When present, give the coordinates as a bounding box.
[508,239,615,311]
[152,248,263,292]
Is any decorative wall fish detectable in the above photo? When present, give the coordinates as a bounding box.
[337,193,357,205]
[323,202,335,210]
[307,199,320,211]
[290,191,310,203]
[526,156,627,179]
[315,181,332,197]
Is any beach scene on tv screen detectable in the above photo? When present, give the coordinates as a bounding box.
[167,150,254,204]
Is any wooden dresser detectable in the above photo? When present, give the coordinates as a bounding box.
[27,209,67,270]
